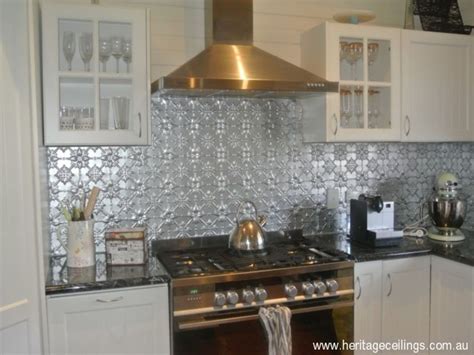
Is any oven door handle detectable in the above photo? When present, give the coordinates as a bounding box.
[176,301,354,331]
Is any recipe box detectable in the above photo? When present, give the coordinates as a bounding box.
[105,228,147,265]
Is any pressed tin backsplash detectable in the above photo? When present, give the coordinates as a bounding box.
[47,96,474,255]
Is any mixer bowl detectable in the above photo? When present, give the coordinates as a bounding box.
[428,196,466,236]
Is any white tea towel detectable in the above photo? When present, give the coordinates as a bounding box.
[258,306,292,355]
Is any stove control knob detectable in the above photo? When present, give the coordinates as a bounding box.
[242,289,255,304]
[255,287,268,302]
[214,292,226,307]
[313,281,327,295]
[302,281,315,296]
[226,291,239,305]
[325,279,339,293]
[285,284,298,298]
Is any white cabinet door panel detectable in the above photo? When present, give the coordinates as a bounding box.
[48,285,170,355]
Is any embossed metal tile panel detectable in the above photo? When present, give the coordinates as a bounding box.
[47,97,474,255]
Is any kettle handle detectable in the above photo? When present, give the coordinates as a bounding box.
[236,200,258,223]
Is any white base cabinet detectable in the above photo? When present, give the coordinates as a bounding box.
[355,256,431,355]
[430,256,474,354]
[47,285,170,355]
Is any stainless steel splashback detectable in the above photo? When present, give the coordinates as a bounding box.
[47,96,474,256]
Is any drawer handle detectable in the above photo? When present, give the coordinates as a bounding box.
[332,113,338,135]
[404,115,411,136]
[138,113,142,138]
[356,276,362,300]
[96,296,124,303]
[386,274,392,297]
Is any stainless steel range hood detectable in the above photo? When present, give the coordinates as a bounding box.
[152,0,338,97]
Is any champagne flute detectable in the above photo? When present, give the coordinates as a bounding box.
[79,32,93,72]
[345,42,363,80]
[368,42,379,66]
[111,36,124,73]
[354,88,364,128]
[99,38,112,72]
[122,39,132,73]
[63,31,76,71]
[340,88,352,128]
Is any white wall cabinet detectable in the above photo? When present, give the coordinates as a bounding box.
[42,3,150,146]
[355,256,430,355]
[430,256,473,354]
[47,285,170,355]
[401,30,473,142]
[300,22,401,142]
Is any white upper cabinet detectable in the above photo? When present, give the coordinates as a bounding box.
[301,22,401,142]
[42,3,150,146]
[401,30,472,142]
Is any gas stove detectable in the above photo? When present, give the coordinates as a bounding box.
[154,230,354,354]
[156,232,349,278]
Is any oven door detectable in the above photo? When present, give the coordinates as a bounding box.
[173,297,354,355]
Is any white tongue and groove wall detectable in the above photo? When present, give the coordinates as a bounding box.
[52,0,474,82]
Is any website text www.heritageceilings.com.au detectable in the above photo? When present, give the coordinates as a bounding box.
[312,339,469,353]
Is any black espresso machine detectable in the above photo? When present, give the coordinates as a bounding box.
[350,194,403,247]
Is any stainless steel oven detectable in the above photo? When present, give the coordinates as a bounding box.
[170,262,354,355]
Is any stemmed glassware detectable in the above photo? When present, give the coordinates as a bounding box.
[368,89,380,128]
[354,88,364,128]
[122,39,132,73]
[111,37,124,73]
[99,38,112,72]
[346,42,363,80]
[368,43,379,66]
[63,31,76,71]
[340,88,352,127]
[79,32,93,72]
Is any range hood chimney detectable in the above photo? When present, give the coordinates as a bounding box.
[152,0,338,97]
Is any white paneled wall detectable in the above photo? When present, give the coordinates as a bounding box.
[46,0,474,81]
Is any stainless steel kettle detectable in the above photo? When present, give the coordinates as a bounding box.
[228,200,267,251]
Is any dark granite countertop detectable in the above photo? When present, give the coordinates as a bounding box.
[305,230,474,267]
[46,230,474,295]
[45,253,170,296]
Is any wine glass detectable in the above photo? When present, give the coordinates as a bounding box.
[63,31,76,71]
[122,39,132,73]
[111,36,124,73]
[345,42,363,80]
[368,42,379,66]
[339,41,348,62]
[99,38,112,72]
[79,32,93,72]
[368,89,380,128]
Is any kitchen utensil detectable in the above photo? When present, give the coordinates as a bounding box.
[111,96,130,129]
[228,200,267,251]
[79,32,93,72]
[111,36,124,73]
[99,38,112,72]
[84,187,100,220]
[58,219,96,268]
[63,31,76,71]
[428,172,466,241]
[122,39,132,73]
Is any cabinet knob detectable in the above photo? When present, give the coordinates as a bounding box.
[356,276,362,300]
[96,296,123,303]
[386,273,392,297]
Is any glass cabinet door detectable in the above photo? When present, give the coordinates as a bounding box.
[43,4,149,146]
[336,32,397,139]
